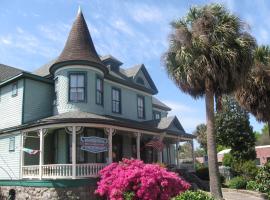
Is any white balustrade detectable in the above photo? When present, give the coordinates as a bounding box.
[22,163,107,179]
[76,163,107,177]
[22,165,39,178]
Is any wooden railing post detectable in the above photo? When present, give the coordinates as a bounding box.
[39,129,44,180]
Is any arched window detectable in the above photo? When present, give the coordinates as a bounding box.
[136,77,145,85]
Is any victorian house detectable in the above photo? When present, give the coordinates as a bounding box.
[0,9,195,183]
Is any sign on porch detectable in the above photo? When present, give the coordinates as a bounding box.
[80,136,108,153]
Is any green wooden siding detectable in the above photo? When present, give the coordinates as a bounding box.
[54,66,153,121]
[23,78,54,123]
[0,80,23,130]
[0,132,21,180]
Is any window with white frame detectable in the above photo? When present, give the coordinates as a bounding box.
[112,88,121,113]
[137,95,145,119]
[9,137,15,152]
[12,82,18,97]
[96,76,103,105]
[69,73,86,102]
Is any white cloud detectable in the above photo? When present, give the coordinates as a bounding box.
[131,5,163,23]
[113,19,135,36]
[162,100,205,133]
[38,22,70,44]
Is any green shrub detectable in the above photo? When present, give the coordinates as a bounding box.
[223,153,234,167]
[246,180,257,191]
[172,190,214,200]
[231,160,258,180]
[228,176,247,189]
[255,162,270,194]
[195,167,209,181]
[124,192,135,200]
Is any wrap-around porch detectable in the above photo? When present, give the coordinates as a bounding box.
[20,123,194,180]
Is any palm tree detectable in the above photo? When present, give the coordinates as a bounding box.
[235,45,270,136]
[164,4,256,199]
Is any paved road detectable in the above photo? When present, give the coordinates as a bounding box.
[223,191,265,200]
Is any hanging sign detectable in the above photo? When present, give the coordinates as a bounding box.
[80,136,108,153]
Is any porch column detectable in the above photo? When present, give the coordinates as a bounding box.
[20,132,25,179]
[176,141,179,168]
[39,129,44,180]
[108,128,113,163]
[191,140,195,171]
[72,126,77,179]
[136,133,141,160]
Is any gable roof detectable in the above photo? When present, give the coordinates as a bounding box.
[0,64,24,83]
[51,9,106,73]
[124,64,158,93]
[143,116,193,138]
[152,97,171,111]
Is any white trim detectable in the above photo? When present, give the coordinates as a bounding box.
[72,126,76,179]
[54,65,104,76]
[255,145,270,149]
[105,79,152,97]
[21,123,192,141]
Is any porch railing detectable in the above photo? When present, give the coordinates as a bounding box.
[22,165,40,178]
[76,163,106,177]
[22,163,107,179]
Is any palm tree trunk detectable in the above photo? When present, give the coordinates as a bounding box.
[268,120,270,137]
[205,79,223,199]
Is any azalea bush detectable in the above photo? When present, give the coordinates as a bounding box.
[95,159,190,200]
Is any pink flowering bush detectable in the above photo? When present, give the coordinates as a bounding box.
[95,159,190,200]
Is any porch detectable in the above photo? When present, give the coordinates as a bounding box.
[20,123,195,180]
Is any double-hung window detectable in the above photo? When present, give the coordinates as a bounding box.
[12,82,18,97]
[96,76,103,105]
[112,88,121,113]
[69,73,86,102]
[137,95,145,119]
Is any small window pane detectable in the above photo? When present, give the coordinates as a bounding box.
[70,75,77,87]
[9,137,15,152]
[77,75,84,87]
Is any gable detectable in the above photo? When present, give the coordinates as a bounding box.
[134,69,151,89]
[133,65,158,93]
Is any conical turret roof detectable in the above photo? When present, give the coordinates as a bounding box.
[52,9,105,72]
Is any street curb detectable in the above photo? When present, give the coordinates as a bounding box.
[222,188,268,199]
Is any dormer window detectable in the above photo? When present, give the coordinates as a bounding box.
[69,72,86,102]
[136,77,145,85]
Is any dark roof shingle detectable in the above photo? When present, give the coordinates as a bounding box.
[53,10,104,70]
[0,64,24,83]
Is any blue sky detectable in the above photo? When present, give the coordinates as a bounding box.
[0,0,268,135]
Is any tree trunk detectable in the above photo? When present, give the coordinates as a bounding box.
[205,79,223,199]
[268,120,270,137]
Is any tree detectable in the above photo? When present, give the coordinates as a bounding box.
[235,45,270,137]
[164,4,256,199]
[193,124,207,152]
[256,124,270,145]
[215,96,256,161]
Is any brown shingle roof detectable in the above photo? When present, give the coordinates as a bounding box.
[0,64,24,83]
[53,10,104,69]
